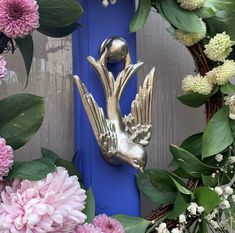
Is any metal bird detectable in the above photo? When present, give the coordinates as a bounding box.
[73,37,155,171]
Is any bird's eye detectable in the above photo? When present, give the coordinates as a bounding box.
[133,159,138,165]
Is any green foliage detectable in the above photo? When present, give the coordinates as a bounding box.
[7,159,56,181]
[37,0,83,29]
[158,0,204,33]
[168,192,190,219]
[136,171,177,204]
[202,106,233,159]
[83,188,95,223]
[113,215,151,233]
[194,187,221,215]
[0,94,45,150]
[15,35,34,84]
[180,133,203,157]
[220,82,235,94]
[194,6,216,19]
[170,145,216,178]
[130,0,152,32]
[41,147,59,162]
[37,22,79,38]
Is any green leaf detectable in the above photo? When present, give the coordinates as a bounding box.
[194,187,221,214]
[177,93,210,108]
[220,82,235,94]
[15,35,34,83]
[150,169,192,195]
[206,10,235,40]
[202,174,218,187]
[160,0,204,33]
[197,220,208,233]
[168,192,190,219]
[136,171,176,204]
[202,106,233,159]
[207,0,235,11]
[0,94,45,150]
[41,147,59,162]
[130,0,151,32]
[7,159,56,181]
[170,145,216,178]
[83,188,95,223]
[194,6,216,19]
[55,158,81,180]
[113,215,150,233]
[180,133,203,157]
[37,0,83,29]
[38,22,79,38]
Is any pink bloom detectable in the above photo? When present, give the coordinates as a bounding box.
[76,223,103,233]
[93,214,125,233]
[0,55,7,79]
[0,0,39,38]
[0,137,14,179]
[0,167,87,232]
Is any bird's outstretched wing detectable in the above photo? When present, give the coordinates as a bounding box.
[73,76,117,159]
[123,68,155,146]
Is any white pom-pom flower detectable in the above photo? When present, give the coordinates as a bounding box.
[204,32,234,62]
[177,0,205,10]
[182,74,213,95]
[175,19,206,46]
[224,95,235,120]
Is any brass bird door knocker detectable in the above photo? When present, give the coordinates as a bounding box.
[73,37,155,171]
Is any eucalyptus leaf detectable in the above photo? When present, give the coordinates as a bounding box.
[41,147,59,162]
[82,188,95,223]
[0,94,45,150]
[170,145,216,178]
[220,82,235,94]
[160,0,204,33]
[136,171,176,204]
[37,0,83,28]
[15,35,34,83]
[194,187,221,214]
[180,133,203,157]
[130,0,151,32]
[7,159,56,181]
[113,215,150,233]
[149,169,192,195]
[168,192,190,219]
[202,106,233,159]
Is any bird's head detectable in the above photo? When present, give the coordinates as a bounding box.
[123,144,147,172]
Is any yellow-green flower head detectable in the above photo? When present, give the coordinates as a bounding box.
[182,74,213,95]
[206,60,235,85]
[204,32,234,62]
[225,95,235,120]
[177,0,205,10]
[175,19,206,47]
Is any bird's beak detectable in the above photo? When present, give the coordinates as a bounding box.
[139,167,144,173]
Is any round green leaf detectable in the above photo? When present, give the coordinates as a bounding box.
[202,106,233,159]
[113,215,150,233]
[0,94,45,150]
[194,187,221,214]
[220,82,235,94]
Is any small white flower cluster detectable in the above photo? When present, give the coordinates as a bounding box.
[187,202,205,216]
[204,32,234,62]
[214,185,234,210]
[215,153,223,162]
[225,95,235,120]
[156,222,184,233]
[102,0,117,7]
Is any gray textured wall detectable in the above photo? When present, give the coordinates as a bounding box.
[1,12,205,215]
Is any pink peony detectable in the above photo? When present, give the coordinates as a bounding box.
[0,167,87,232]
[0,137,14,179]
[0,0,40,38]
[0,55,7,79]
[93,214,125,233]
[76,223,103,233]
